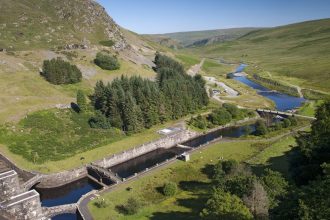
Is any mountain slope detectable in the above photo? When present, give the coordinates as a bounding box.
[146,28,258,47]
[190,18,330,93]
[0,0,126,50]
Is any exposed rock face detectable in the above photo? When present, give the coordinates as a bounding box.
[0,0,127,50]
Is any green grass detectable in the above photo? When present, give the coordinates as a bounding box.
[88,141,259,220]
[0,109,124,163]
[247,136,296,177]
[175,54,200,69]
[297,100,323,117]
[202,59,233,76]
[187,19,330,93]
[88,130,301,219]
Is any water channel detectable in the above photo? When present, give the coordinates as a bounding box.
[232,64,306,111]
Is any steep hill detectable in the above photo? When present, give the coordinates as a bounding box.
[190,18,330,93]
[0,0,127,50]
[0,0,160,123]
[146,28,258,47]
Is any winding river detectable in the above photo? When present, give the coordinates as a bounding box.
[233,64,306,111]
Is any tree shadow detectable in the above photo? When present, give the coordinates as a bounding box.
[71,102,80,113]
[249,147,295,179]
[179,180,210,192]
[200,164,215,179]
[150,180,210,220]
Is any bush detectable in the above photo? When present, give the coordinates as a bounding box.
[223,103,241,118]
[121,198,142,215]
[208,107,232,126]
[274,121,283,130]
[41,58,82,85]
[255,120,268,136]
[99,40,115,47]
[282,118,291,128]
[163,182,177,196]
[94,52,120,70]
[288,116,298,126]
[94,199,108,208]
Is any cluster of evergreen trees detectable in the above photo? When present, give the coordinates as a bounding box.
[41,58,82,84]
[90,53,208,133]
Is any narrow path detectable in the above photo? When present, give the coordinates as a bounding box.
[187,58,205,76]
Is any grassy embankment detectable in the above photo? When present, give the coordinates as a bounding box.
[88,133,297,220]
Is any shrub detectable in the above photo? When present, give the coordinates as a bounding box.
[223,103,240,118]
[94,199,108,208]
[121,198,142,215]
[94,52,120,70]
[208,107,232,125]
[274,121,283,130]
[288,116,298,126]
[255,120,268,136]
[41,58,82,84]
[282,118,291,128]
[99,40,115,47]
[163,182,177,196]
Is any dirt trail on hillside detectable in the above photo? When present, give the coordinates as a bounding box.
[187,58,205,76]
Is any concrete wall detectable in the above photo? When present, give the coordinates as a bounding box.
[38,166,87,188]
[93,130,197,168]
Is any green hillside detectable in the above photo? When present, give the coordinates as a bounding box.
[189,19,330,93]
[146,28,258,47]
[0,0,126,50]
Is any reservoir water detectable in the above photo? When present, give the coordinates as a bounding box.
[110,123,256,178]
[233,64,305,111]
[35,177,101,207]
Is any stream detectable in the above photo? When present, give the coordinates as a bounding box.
[233,64,305,111]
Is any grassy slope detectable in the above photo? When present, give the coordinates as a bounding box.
[0,0,123,50]
[188,19,330,93]
[147,28,258,46]
[88,134,296,219]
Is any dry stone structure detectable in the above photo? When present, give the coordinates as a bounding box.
[0,170,45,220]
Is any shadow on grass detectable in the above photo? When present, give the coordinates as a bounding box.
[149,196,208,220]
[150,179,210,220]
[249,147,295,179]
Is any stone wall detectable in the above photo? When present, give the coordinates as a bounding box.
[0,153,35,182]
[0,170,21,201]
[2,190,44,220]
[37,166,87,188]
[43,204,77,218]
[93,130,198,169]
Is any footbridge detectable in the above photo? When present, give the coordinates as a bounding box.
[87,164,122,184]
[22,174,44,191]
[256,109,316,120]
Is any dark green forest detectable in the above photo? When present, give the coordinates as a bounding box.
[90,53,209,133]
